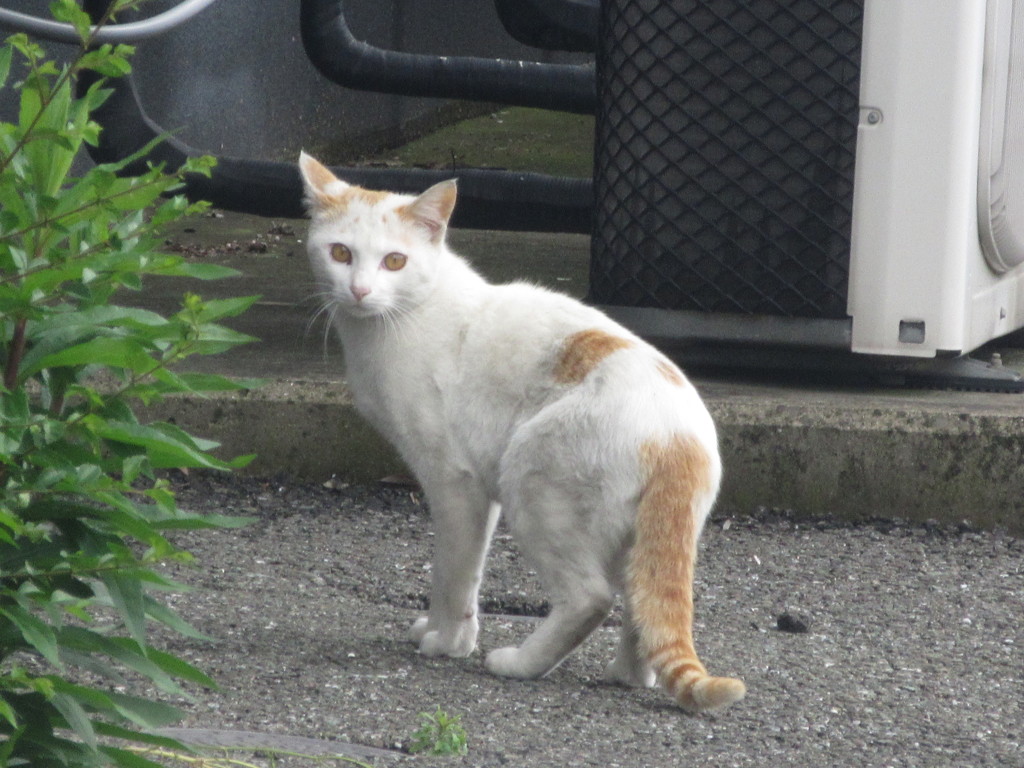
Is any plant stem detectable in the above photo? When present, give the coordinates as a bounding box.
[3,317,28,390]
[0,1,131,179]
[0,175,179,285]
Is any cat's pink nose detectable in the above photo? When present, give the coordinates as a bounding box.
[351,285,372,302]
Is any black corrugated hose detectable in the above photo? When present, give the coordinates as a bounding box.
[74,0,592,233]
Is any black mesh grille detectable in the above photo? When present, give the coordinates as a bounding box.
[591,0,863,318]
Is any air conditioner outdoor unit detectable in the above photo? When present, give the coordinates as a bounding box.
[590,0,1024,388]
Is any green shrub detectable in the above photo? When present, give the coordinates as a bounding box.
[1,3,257,766]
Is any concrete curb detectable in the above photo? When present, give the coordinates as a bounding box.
[146,215,1024,535]
[145,377,1024,536]
[710,393,1024,533]
[144,380,401,484]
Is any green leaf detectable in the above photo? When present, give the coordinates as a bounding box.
[21,499,163,548]
[0,606,61,667]
[149,371,263,396]
[26,336,157,377]
[87,419,235,471]
[78,48,133,78]
[28,306,176,347]
[105,175,170,212]
[95,723,193,767]
[145,646,217,690]
[190,295,261,323]
[19,73,79,197]
[98,744,180,768]
[0,697,17,730]
[150,261,240,280]
[95,721,188,752]
[139,594,212,642]
[49,677,182,733]
[58,627,214,696]
[191,328,259,356]
[153,513,254,531]
[107,691,183,729]
[99,569,147,646]
[50,690,98,750]
[0,44,12,91]
[0,723,25,765]
[50,0,93,42]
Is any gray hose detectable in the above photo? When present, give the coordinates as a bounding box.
[0,0,219,44]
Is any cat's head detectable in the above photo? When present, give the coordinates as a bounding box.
[298,151,457,319]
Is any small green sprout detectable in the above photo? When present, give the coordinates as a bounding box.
[409,706,469,757]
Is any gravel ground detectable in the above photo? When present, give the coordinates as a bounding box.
[148,472,1022,768]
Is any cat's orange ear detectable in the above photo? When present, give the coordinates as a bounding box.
[298,151,348,211]
[403,179,457,243]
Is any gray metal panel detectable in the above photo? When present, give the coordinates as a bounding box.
[0,0,585,163]
[979,0,1024,273]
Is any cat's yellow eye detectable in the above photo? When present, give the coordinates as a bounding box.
[382,252,408,271]
[330,243,352,264]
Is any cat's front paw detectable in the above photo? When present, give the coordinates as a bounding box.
[411,615,478,658]
[409,616,430,645]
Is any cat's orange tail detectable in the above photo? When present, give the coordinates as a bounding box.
[628,435,746,713]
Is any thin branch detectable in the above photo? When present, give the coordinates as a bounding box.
[3,317,28,390]
[0,1,140,179]
[0,182,189,289]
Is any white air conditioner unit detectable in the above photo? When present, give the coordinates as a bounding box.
[592,0,1024,388]
[849,0,1024,359]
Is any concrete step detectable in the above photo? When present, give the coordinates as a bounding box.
[139,212,1024,534]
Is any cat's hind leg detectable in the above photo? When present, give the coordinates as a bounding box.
[603,602,656,688]
[484,484,615,679]
[485,574,613,679]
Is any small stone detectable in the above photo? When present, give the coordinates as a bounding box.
[776,612,809,634]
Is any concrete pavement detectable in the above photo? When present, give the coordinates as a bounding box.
[139,211,1024,534]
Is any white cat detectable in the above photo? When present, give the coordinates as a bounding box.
[299,152,745,712]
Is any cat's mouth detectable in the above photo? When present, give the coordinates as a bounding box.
[337,297,388,319]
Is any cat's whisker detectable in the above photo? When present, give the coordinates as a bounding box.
[315,304,342,359]
[295,281,329,302]
[380,300,416,345]
[323,303,344,359]
[299,288,345,362]
[303,296,335,338]
[375,310,398,344]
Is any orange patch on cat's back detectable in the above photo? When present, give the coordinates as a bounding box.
[656,358,687,387]
[554,329,633,384]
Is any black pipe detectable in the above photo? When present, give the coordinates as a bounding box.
[76,0,591,231]
[300,0,596,114]
[493,0,598,53]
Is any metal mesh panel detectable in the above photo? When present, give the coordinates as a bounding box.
[591,0,863,318]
